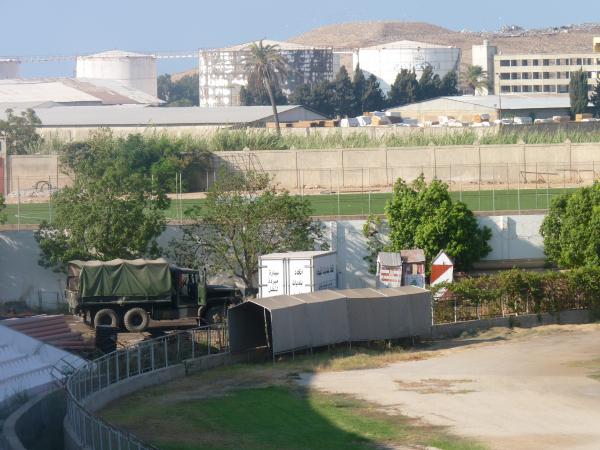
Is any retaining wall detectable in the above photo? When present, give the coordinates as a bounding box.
[431,309,592,340]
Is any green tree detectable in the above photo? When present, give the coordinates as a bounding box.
[388,69,418,107]
[384,175,492,270]
[570,69,589,117]
[540,182,600,268]
[465,65,488,95]
[33,132,195,270]
[362,214,387,275]
[157,73,200,106]
[441,71,459,96]
[240,85,288,106]
[0,108,43,155]
[332,67,355,117]
[0,193,6,225]
[245,40,288,134]
[591,82,600,118]
[352,64,367,115]
[362,74,387,112]
[417,65,438,100]
[169,170,324,291]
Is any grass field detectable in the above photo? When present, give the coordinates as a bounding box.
[2,187,573,226]
[100,362,486,450]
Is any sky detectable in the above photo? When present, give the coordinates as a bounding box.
[1,0,598,77]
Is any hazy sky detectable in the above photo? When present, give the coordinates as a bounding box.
[1,0,598,77]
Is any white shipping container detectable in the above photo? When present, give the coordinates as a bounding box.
[259,251,337,298]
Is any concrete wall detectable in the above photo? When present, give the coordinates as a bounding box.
[214,142,600,190]
[0,215,547,304]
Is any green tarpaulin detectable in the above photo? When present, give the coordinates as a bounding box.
[68,259,172,298]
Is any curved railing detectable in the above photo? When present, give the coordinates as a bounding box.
[64,325,228,450]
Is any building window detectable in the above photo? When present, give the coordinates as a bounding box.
[511,85,522,93]
[555,59,561,66]
[543,59,550,66]
[533,59,540,66]
[558,85,569,93]
[500,73,511,80]
[543,72,550,79]
[522,72,530,80]
[501,86,511,93]
[576,58,583,65]
[522,59,528,66]
[533,72,540,79]
[511,59,518,66]
[511,72,520,80]
[522,85,532,92]
[500,60,510,67]
[588,72,593,79]
[533,85,542,92]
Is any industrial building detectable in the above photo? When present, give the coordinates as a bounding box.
[199,40,335,107]
[473,38,600,95]
[0,59,20,79]
[0,78,162,109]
[388,94,574,123]
[2,105,327,140]
[354,40,461,92]
[76,50,158,97]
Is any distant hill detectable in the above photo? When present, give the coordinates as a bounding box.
[172,21,600,81]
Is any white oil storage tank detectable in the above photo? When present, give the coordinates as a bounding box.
[0,59,20,79]
[354,40,461,94]
[258,251,337,298]
[76,50,157,97]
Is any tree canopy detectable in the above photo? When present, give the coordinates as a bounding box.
[158,73,200,106]
[34,132,209,270]
[591,82,600,118]
[332,66,355,117]
[540,182,600,268]
[569,69,589,117]
[0,194,6,225]
[388,69,419,107]
[0,108,43,155]
[169,170,324,292]
[362,74,387,112]
[384,175,492,270]
[465,65,488,95]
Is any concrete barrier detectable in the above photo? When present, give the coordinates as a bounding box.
[431,309,592,340]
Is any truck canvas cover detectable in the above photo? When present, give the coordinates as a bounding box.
[68,259,171,298]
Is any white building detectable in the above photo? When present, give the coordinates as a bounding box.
[199,40,334,107]
[353,40,461,93]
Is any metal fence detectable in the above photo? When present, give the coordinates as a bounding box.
[64,325,228,450]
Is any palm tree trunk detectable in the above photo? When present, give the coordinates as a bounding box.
[265,81,280,135]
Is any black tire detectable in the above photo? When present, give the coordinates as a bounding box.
[123,307,149,332]
[93,308,119,328]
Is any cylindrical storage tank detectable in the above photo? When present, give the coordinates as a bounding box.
[0,59,20,79]
[76,50,157,97]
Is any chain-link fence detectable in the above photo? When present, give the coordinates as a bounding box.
[64,325,228,450]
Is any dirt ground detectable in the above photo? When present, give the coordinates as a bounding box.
[300,324,600,450]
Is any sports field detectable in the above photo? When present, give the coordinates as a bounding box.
[2,187,570,226]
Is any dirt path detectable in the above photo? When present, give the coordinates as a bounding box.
[299,324,600,450]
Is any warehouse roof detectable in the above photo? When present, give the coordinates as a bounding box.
[363,40,457,50]
[389,94,573,112]
[260,250,335,259]
[1,104,326,127]
[0,78,162,108]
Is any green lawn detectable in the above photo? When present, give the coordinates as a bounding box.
[101,380,485,450]
[2,187,573,226]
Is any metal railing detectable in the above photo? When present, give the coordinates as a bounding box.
[65,325,228,450]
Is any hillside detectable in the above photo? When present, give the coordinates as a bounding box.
[172,21,600,81]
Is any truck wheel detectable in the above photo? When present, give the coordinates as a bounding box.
[94,309,119,328]
[124,308,149,332]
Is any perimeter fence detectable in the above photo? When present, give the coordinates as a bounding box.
[64,324,228,450]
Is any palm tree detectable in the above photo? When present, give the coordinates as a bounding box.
[466,65,489,95]
[245,40,288,133]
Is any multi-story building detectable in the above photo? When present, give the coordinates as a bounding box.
[473,38,600,95]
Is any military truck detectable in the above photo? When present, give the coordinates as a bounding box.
[65,258,242,332]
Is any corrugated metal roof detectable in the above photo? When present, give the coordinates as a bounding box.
[4,104,324,127]
[378,252,403,267]
[390,94,574,112]
[401,249,426,263]
[0,324,85,403]
[0,78,162,107]
[363,40,456,50]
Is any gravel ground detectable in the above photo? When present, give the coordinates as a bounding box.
[300,324,600,450]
